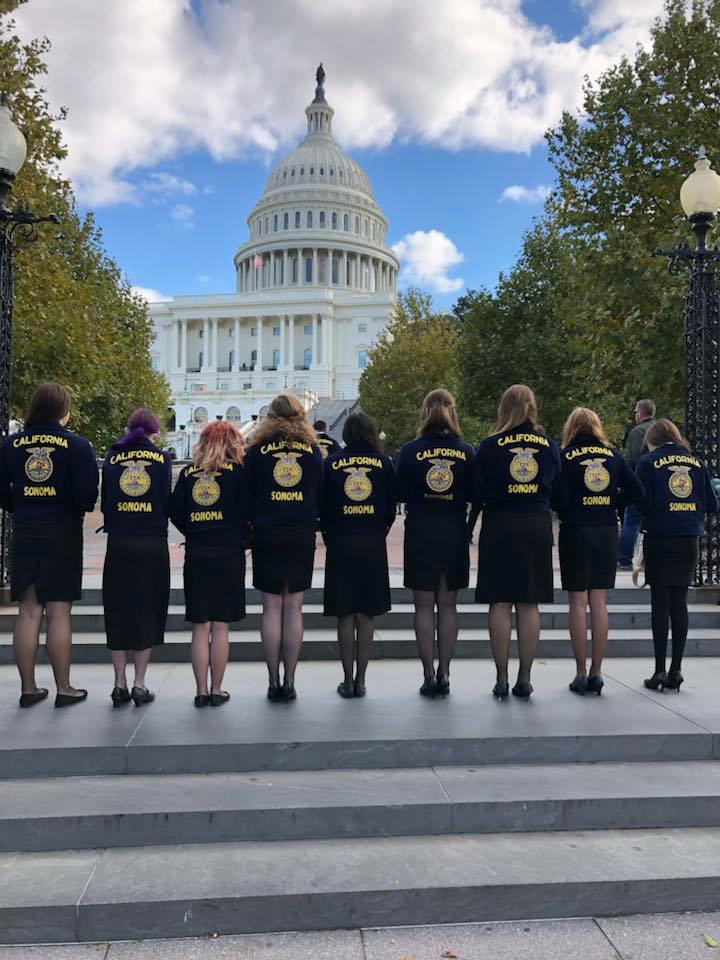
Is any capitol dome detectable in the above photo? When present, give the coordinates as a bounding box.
[234,65,398,294]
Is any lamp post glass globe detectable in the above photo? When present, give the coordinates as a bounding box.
[680,147,720,220]
[0,95,27,178]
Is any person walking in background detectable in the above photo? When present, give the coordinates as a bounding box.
[0,382,98,708]
[321,411,395,698]
[244,395,323,702]
[101,409,172,707]
[396,389,474,698]
[636,419,718,692]
[557,407,644,695]
[313,419,341,460]
[170,420,250,707]
[617,399,656,569]
[474,384,561,700]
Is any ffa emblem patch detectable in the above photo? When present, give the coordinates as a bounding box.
[426,458,454,493]
[581,458,611,493]
[119,462,151,498]
[509,448,539,483]
[192,473,221,507]
[319,444,329,460]
[668,465,693,499]
[25,447,54,483]
[273,452,303,488]
[344,467,373,502]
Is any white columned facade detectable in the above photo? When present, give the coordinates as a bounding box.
[343,251,348,288]
[312,248,318,284]
[232,317,240,371]
[311,313,318,367]
[321,314,329,367]
[180,319,188,372]
[202,319,210,370]
[255,316,263,371]
[283,250,289,287]
[208,318,217,372]
[288,314,295,371]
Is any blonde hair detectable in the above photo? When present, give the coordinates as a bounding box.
[417,389,461,438]
[192,420,245,473]
[561,407,610,448]
[249,394,318,448]
[645,418,691,451]
[493,384,538,435]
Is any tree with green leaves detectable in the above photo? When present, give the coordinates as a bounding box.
[0,1,169,451]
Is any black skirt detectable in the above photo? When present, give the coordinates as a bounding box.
[403,514,469,592]
[184,542,246,623]
[10,517,84,604]
[476,511,553,604]
[644,535,698,586]
[103,534,169,650]
[252,524,316,595]
[324,529,391,617]
[559,524,618,592]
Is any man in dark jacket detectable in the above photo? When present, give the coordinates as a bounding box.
[617,399,656,569]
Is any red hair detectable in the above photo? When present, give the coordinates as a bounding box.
[192,420,245,472]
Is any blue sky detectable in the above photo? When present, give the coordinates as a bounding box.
[13,0,665,308]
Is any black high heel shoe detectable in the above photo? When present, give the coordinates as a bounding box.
[643,671,668,691]
[419,675,436,697]
[131,686,155,707]
[587,675,604,696]
[435,673,450,696]
[569,675,588,696]
[111,686,131,707]
[267,679,282,701]
[281,679,297,701]
[337,680,354,699]
[353,678,366,698]
[512,680,534,700]
[664,670,684,691]
[492,680,509,699]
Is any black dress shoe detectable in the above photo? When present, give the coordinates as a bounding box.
[19,688,49,708]
[267,680,282,702]
[111,686,131,707]
[512,680,534,700]
[643,671,667,691]
[587,674,604,696]
[337,680,354,699]
[435,673,450,696]
[492,680,510,699]
[194,694,210,708]
[55,689,88,708]
[281,679,297,701]
[569,675,588,695]
[131,686,155,707]
[353,678,366,698]
[419,675,436,697]
[664,670,684,691]
[210,691,230,707]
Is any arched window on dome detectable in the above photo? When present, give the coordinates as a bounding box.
[283,212,289,229]
[307,211,313,228]
[295,211,300,228]
[305,257,313,283]
[332,258,338,284]
[273,214,278,232]
[331,212,337,230]
[355,216,360,234]
[264,216,269,234]
[291,168,295,178]
[303,348,312,369]
[363,218,368,236]
[300,167,304,176]
[319,211,325,228]
[371,221,376,240]
[319,258,326,284]
[283,170,287,180]
[310,166,314,175]
[330,168,334,177]
[340,169,344,181]
[320,166,325,176]
[292,258,298,283]
[343,213,349,232]
[257,220,261,237]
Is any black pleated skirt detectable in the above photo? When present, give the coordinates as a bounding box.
[184,542,246,623]
[559,524,618,592]
[643,535,698,586]
[103,534,169,650]
[252,524,316,595]
[324,528,391,617]
[403,514,469,592]
[10,517,84,603]
[476,511,553,604]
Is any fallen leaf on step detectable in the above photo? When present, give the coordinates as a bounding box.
[704,933,718,948]
[401,954,415,960]
[442,951,459,958]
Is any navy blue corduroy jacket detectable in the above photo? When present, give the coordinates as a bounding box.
[321,443,396,534]
[244,436,323,528]
[316,432,342,461]
[170,460,250,546]
[474,420,561,514]
[396,432,474,520]
[557,432,644,527]
[636,442,718,537]
[101,436,172,535]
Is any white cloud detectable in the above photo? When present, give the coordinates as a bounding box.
[10,0,666,205]
[499,184,551,203]
[196,274,211,283]
[392,229,464,294]
[170,203,194,228]
[131,285,170,303]
[142,172,197,197]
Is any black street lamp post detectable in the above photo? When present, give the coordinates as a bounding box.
[656,148,720,585]
[0,93,59,585]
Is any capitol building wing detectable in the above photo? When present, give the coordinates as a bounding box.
[150,66,399,448]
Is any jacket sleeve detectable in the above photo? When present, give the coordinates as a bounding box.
[385,457,397,530]
[618,455,644,504]
[169,468,187,535]
[463,445,475,505]
[635,458,654,516]
[71,438,100,513]
[704,468,719,515]
[314,448,325,521]
[395,446,410,503]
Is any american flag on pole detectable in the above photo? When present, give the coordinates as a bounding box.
[253,253,264,269]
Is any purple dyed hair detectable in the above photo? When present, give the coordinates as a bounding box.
[114,408,161,448]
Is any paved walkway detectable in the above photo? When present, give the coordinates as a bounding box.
[2,912,720,959]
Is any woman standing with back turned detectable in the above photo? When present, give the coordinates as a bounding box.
[244,395,323,701]
[101,409,172,707]
[474,385,561,700]
[0,382,98,707]
[558,407,644,695]
[396,389,474,697]
[636,419,718,691]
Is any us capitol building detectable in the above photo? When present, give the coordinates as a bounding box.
[150,65,399,452]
